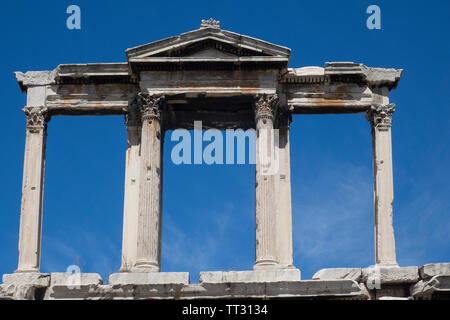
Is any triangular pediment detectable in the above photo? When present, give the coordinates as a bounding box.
[148,38,267,58]
[126,25,291,61]
[184,47,238,58]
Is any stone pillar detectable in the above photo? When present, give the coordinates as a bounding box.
[120,101,142,272]
[254,94,279,270]
[275,112,294,269]
[16,107,49,273]
[367,103,398,267]
[132,93,165,272]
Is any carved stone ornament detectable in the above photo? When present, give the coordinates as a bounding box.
[367,103,395,129]
[201,18,220,29]
[22,107,49,131]
[254,94,279,121]
[137,93,166,122]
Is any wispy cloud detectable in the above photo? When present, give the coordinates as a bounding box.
[394,155,450,266]
[292,162,373,278]
[41,229,121,282]
[162,202,254,282]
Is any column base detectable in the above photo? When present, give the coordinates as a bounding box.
[375,262,399,268]
[131,262,159,273]
[200,268,301,283]
[14,268,40,274]
[253,259,279,271]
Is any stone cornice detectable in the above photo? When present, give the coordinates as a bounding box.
[15,64,137,91]
[55,63,138,85]
[15,71,57,92]
[280,62,403,89]
[126,27,291,60]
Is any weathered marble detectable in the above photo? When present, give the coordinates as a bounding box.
[6,20,424,300]
[1,273,50,300]
[199,269,301,283]
[411,275,450,300]
[3,268,450,300]
[120,101,142,272]
[419,263,450,279]
[275,115,295,269]
[253,94,279,270]
[16,107,49,273]
[132,94,165,272]
[362,266,419,284]
[2,273,50,287]
[109,272,189,285]
[367,90,398,266]
[312,268,362,282]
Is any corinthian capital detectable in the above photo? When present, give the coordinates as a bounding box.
[22,107,49,132]
[367,103,395,129]
[137,93,166,121]
[254,94,279,121]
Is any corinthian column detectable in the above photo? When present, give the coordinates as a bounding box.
[367,103,398,267]
[16,107,49,273]
[120,100,142,272]
[132,93,165,272]
[254,94,279,270]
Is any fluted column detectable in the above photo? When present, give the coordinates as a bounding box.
[16,107,49,273]
[275,112,294,269]
[120,100,142,272]
[254,94,279,270]
[367,103,398,266]
[132,93,165,272]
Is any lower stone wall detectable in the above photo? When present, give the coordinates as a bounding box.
[311,263,450,300]
[1,263,449,300]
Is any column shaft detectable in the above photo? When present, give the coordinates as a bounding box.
[368,104,398,266]
[276,119,294,268]
[120,103,142,272]
[17,107,49,273]
[133,94,165,272]
[254,95,279,270]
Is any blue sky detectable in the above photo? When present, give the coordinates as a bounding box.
[0,0,449,283]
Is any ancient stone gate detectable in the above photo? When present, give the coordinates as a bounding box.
[6,20,447,300]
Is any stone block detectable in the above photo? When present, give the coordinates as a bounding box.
[362,266,419,285]
[2,273,50,288]
[50,273,103,286]
[312,268,362,281]
[109,272,189,285]
[419,263,450,279]
[411,275,450,300]
[182,280,366,299]
[37,279,367,300]
[199,269,301,283]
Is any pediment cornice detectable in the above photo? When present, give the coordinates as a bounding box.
[126,24,291,63]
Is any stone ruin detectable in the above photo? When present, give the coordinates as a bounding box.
[1,19,449,300]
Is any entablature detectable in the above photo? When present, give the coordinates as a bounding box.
[14,21,403,118]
